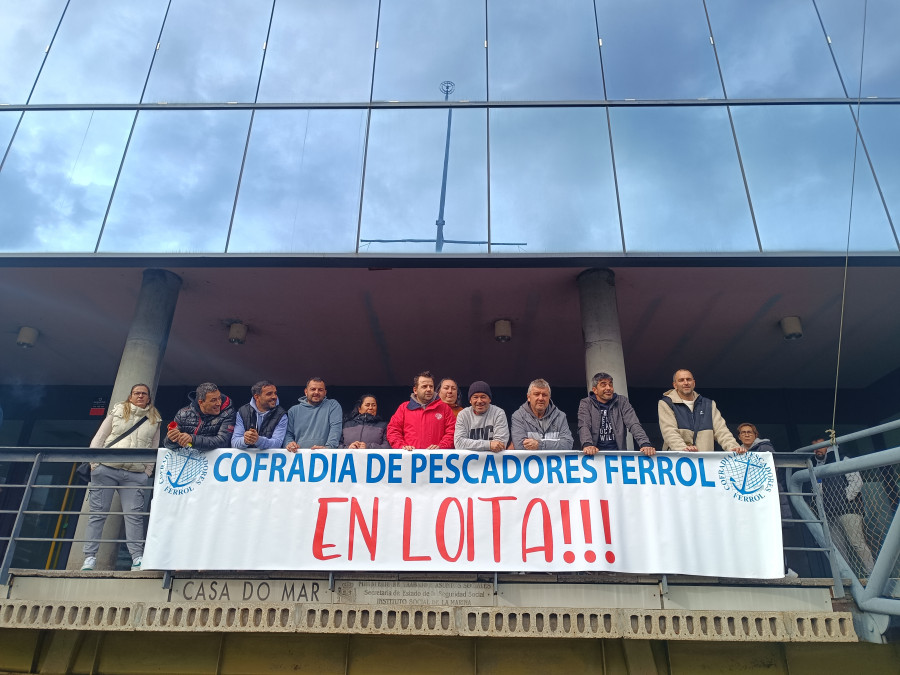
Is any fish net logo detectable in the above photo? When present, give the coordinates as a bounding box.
[717,452,774,503]
[159,448,209,496]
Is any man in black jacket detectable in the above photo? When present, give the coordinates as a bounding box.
[165,382,236,452]
[578,372,655,456]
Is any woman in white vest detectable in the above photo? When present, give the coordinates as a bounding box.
[82,383,161,571]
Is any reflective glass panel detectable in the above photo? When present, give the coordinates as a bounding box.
[30,0,167,104]
[99,110,250,252]
[857,105,900,249]
[258,0,377,103]
[142,0,271,103]
[360,108,487,254]
[488,0,603,101]
[0,111,18,153]
[0,0,66,103]
[611,106,756,253]
[373,0,485,102]
[0,110,133,252]
[707,0,844,98]
[732,105,896,252]
[595,0,723,100]
[817,0,900,98]
[229,110,366,253]
[490,108,619,253]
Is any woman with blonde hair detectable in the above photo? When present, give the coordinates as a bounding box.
[82,383,161,571]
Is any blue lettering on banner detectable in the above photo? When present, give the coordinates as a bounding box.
[411,454,427,483]
[503,455,522,482]
[564,454,581,483]
[621,455,637,485]
[387,454,402,484]
[546,455,564,483]
[523,455,544,483]
[462,454,479,484]
[429,454,444,484]
[367,453,385,482]
[444,454,460,483]
[481,455,500,484]
[580,455,598,483]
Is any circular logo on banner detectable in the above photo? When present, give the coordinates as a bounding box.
[159,447,209,496]
[717,452,774,503]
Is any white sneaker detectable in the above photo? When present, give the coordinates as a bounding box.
[81,557,96,571]
[131,557,143,571]
[784,568,799,579]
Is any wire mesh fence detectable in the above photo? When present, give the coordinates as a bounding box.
[808,460,900,593]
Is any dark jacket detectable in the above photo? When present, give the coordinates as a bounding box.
[577,393,651,450]
[341,413,389,449]
[164,392,236,452]
[747,437,791,521]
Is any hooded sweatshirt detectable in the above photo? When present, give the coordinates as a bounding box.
[454,404,510,450]
[232,398,288,450]
[284,396,342,448]
[510,400,574,451]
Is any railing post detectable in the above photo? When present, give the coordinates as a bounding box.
[0,453,43,586]
[808,457,844,599]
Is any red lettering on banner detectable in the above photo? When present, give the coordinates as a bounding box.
[436,498,465,562]
[478,496,517,562]
[522,498,553,562]
[466,497,475,562]
[313,497,347,560]
[349,497,378,561]
[581,500,597,563]
[600,499,615,563]
[560,500,575,563]
[402,497,431,561]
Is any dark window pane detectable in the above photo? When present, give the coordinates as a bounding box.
[360,109,487,254]
[229,110,366,253]
[258,0,377,103]
[611,107,756,253]
[733,105,897,252]
[817,0,900,98]
[99,110,250,252]
[707,0,844,98]
[856,105,900,248]
[0,111,132,252]
[0,0,66,103]
[488,0,603,101]
[490,108,619,254]
[30,0,167,104]
[373,0,485,102]
[142,0,271,103]
[596,0,722,100]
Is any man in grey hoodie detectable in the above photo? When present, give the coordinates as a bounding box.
[285,377,342,451]
[510,379,574,451]
[454,381,509,452]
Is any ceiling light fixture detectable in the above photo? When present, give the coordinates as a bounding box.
[228,322,248,345]
[16,326,39,348]
[494,319,512,343]
[780,316,803,341]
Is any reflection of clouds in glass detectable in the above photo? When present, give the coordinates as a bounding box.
[361,109,487,254]
[374,0,485,102]
[229,110,366,253]
[596,0,722,100]
[0,111,132,252]
[733,105,896,252]
[99,110,250,252]
[142,0,270,103]
[708,0,843,98]
[488,0,603,101]
[258,0,377,103]
[0,111,17,151]
[490,108,620,253]
[30,0,166,104]
[612,106,755,253]
[816,0,900,98]
[0,0,66,103]
[856,106,900,245]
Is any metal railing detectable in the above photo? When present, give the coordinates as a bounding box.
[788,423,900,617]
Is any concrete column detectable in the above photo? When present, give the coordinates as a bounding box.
[66,269,182,571]
[577,268,628,397]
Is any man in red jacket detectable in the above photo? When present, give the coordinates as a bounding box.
[387,371,456,450]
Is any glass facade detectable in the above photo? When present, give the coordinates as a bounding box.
[0,0,898,256]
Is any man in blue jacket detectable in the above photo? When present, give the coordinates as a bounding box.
[285,377,342,451]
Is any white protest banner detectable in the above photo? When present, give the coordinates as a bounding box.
[143,448,783,578]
